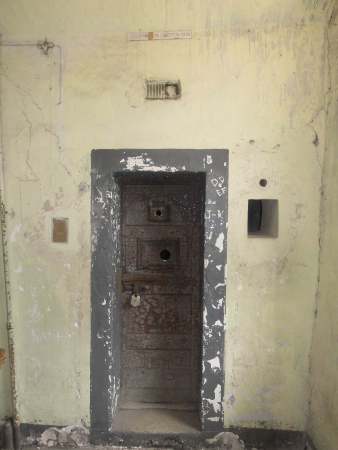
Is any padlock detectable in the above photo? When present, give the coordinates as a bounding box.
[130,293,141,307]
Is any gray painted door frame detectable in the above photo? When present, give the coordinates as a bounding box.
[91,149,228,436]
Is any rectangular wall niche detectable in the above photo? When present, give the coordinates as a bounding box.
[248,199,278,237]
[91,149,229,441]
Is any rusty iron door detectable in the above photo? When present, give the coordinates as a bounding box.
[120,174,204,407]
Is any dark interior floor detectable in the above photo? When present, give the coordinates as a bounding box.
[111,407,200,434]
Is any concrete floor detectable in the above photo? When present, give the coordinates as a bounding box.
[23,409,308,449]
[109,409,306,450]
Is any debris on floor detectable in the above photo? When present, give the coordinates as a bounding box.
[22,427,307,450]
[39,425,89,447]
[205,431,246,449]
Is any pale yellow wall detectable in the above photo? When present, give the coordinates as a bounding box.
[0,1,331,429]
[307,19,338,450]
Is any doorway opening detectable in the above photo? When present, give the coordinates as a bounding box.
[91,149,228,441]
[113,172,204,433]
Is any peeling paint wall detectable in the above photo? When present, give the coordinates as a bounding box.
[307,15,338,450]
[0,208,12,419]
[91,151,227,433]
[0,0,331,430]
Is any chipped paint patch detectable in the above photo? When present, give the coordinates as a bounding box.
[206,384,222,413]
[121,154,179,172]
[215,232,224,252]
[9,223,22,242]
[203,307,208,324]
[208,355,221,370]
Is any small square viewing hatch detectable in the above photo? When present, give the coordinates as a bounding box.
[248,199,278,238]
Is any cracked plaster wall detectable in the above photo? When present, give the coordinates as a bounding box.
[307,16,338,450]
[0,212,12,419]
[0,0,331,430]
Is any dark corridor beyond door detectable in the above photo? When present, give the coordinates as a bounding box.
[119,173,205,412]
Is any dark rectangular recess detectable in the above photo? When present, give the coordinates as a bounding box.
[248,199,278,237]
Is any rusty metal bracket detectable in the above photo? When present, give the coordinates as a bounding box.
[37,38,55,56]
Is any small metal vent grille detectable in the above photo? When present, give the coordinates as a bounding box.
[145,80,181,100]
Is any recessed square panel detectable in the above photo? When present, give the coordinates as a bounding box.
[137,239,179,271]
[148,200,170,222]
